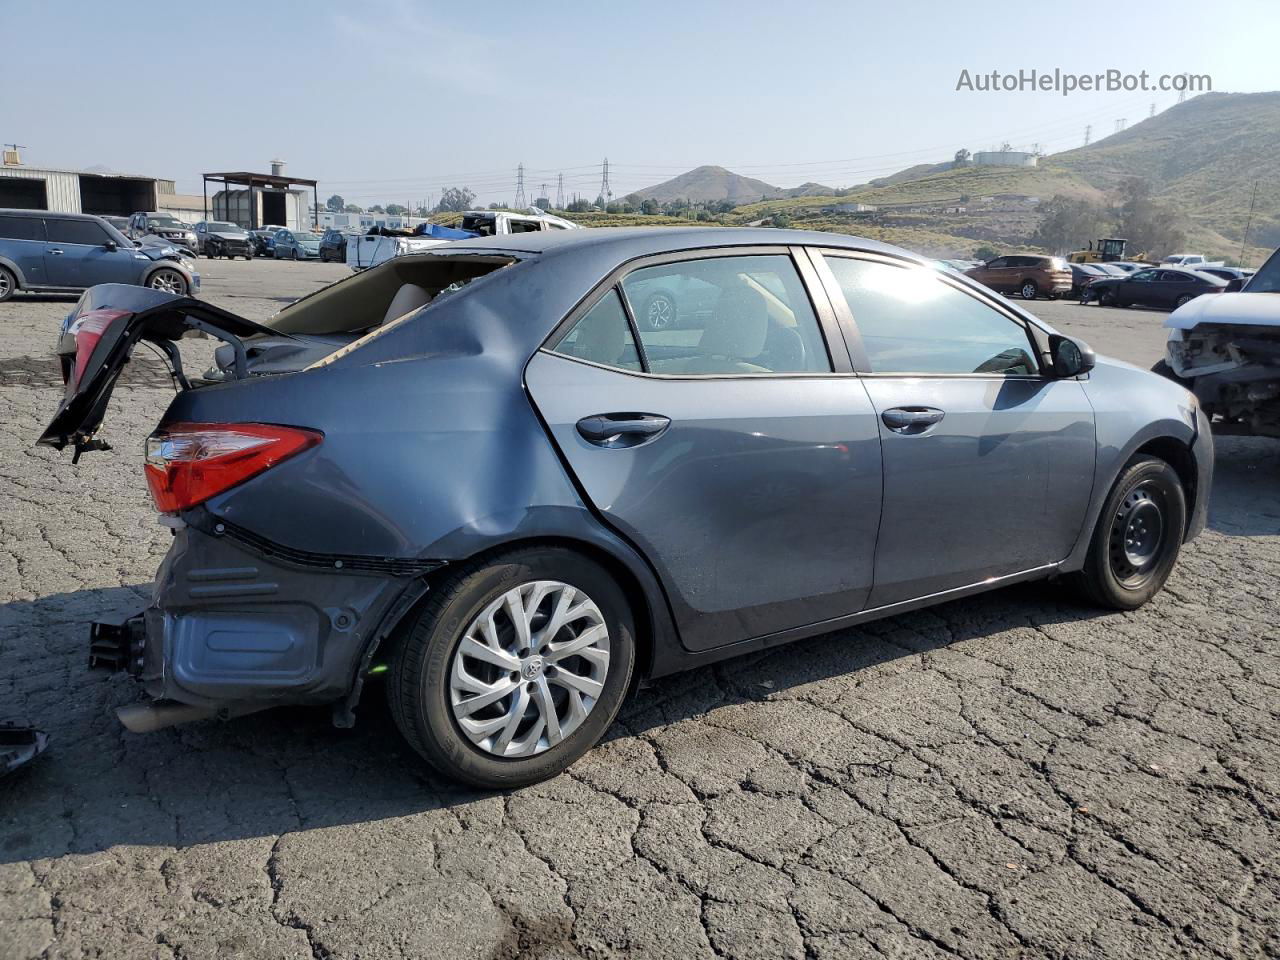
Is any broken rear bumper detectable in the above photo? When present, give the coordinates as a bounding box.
[93,518,437,725]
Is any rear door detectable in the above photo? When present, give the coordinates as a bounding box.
[814,250,1096,607]
[525,247,884,652]
[0,214,49,287]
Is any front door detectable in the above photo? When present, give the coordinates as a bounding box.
[526,250,884,652]
[43,217,139,288]
[817,252,1096,607]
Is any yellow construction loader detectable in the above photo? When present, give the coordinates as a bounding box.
[1069,238,1146,263]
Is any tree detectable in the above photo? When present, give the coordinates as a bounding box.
[954,148,971,167]
[566,198,592,213]
[974,244,999,262]
[368,205,385,214]
[1113,177,1189,259]
[384,204,407,216]
[640,198,660,215]
[770,212,791,229]
[344,204,363,213]
[1031,194,1107,254]
[325,194,346,213]
[435,187,476,213]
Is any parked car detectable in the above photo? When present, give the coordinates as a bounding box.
[1088,267,1227,309]
[40,228,1211,788]
[274,228,323,260]
[127,212,198,253]
[250,226,285,257]
[101,215,131,233]
[1067,262,1109,299]
[194,221,254,260]
[1199,266,1254,285]
[0,208,198,302]
[1108,261,1150,274]
[1154,246,1280,438]
[965,254,1073,300]
[347,210,577,271]
[318,228,350,263]
[1161,253,1225,269]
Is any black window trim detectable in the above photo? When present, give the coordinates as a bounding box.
[811,248,1054,380]
[541,244,853,380]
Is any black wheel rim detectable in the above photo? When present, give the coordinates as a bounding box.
[1108,481,1166,587]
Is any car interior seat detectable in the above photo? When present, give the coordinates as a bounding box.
[383,283,433,326]
[680,285,770,373]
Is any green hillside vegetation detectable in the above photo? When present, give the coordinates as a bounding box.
[1054,91,1280,249]
[626,165,782,204]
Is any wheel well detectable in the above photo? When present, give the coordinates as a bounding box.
[1133,435,1198,533]
[376,536,657,684]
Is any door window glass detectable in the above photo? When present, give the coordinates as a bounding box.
[45,219,109,245]
[551,289,641,371]
[823,256,1038,376]
[0,216,44,241]
[620,255,830,374]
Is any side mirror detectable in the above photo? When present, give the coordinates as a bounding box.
[1225,277,1245,292]
[133,240,143,247]
[103,240,117,251]
[1050,334,1095,378]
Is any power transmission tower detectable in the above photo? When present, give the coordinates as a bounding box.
[1115,118,1127,133]
[539,183,548,206]
[1149,102,1156,118]
[514,163,527,208]
[555,173,564,209]
[1084,125,1092,146]
[1177,75,1188,103]
[598,158,612,204]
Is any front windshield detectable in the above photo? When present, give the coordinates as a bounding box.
[295,233,323,242]
[209,221,244,233]
[1245,248,1280,293]
[148,217,185,229]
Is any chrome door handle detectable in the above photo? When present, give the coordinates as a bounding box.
[881,407,945,434]
[49,248,64,255]
[577,413,670,448]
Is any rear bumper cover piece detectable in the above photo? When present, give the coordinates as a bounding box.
[93,522,436,723]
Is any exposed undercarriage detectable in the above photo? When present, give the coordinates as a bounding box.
[1168,323,1280,438]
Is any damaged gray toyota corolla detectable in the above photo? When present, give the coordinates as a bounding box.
[41,227,1213,788]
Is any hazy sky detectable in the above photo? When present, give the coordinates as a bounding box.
[5,0,1276,206]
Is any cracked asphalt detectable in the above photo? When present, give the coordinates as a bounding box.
[2,259,1278,959]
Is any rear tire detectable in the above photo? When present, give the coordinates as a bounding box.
[0,265,15,303]
[388,547,636,788]
[1072,455,1186,610]
[1020,280,1039,300]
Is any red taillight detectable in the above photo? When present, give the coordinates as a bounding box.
[68,308,130,387]
[143,423,322,514]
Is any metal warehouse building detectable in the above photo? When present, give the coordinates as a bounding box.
[0,148,201,220]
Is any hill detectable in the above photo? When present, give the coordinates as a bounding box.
[1053,91,1280,248]
[869,161,953,187]
[627,165,784,204]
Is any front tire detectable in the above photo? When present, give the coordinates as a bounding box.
[1073,455,1186,610]
[147,268,187,296]
[0,265,16,303]
[389,547,636,788]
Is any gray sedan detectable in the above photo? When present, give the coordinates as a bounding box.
[41,227,1212,788]
[272,228,323,260]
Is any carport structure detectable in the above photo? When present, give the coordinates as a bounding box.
[202,169,319,230]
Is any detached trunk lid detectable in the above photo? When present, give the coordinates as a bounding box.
[39,283,278,456]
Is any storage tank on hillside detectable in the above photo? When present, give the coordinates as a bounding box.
[973,150,1038,168]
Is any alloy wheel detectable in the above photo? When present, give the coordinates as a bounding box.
[149,270,184,294]
[646,295,676,330]
[1108,482,1166,587]
[1021,282,1037,300]
[449,580,610,758]
[0,271,11,299]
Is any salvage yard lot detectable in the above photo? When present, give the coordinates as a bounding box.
[2,257,1279,960]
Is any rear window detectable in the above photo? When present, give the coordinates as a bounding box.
[0,215,44,241]
[46,219,109,245]
[1246,249,1280,294]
